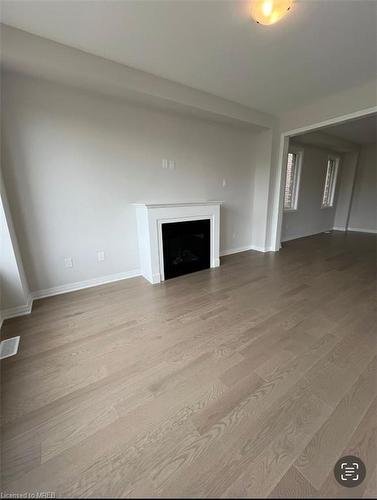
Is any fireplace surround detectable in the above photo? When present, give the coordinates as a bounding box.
[135,202,222,284]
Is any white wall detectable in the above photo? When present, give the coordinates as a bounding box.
[0,168,30,319]
[1,71,260,293]
[0,197,28,311]
[251,129,274,251]
[348,143,377,232]
[281,143,340,242]
[279,80,377,135]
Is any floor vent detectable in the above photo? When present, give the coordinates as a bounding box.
[0,336,20,360]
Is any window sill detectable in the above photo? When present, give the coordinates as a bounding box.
[284,208,298,213]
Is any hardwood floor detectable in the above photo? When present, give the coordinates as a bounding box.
[1,231,376,498]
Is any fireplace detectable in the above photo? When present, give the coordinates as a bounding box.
[162,219,210,280]
[134,202,222,284]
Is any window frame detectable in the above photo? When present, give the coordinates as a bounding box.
[283,147,303,212]
[321,155,340,209]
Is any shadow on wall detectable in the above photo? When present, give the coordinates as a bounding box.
[0,193,29,310]
[1,134,45,291]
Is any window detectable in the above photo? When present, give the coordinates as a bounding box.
[322,157,339,208]
[284,151,302,211]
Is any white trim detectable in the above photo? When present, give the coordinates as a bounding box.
[31,269,141,300]
[251,245,274,253]
[133,201,223,209]
[281,230,332,243]
[220,244,274,256]
[150,273,161,285]
[333,226,377,234]
[348,227,377,234]
[220,245,253,256]
[284,107,377,138]
[157,215,214,282]
[1,270,141,326]
[271,106,377,252]
[0,294,33,325]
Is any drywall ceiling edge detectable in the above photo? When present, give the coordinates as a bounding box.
[1,25,275,131]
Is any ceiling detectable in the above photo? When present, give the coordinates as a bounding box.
[324,114,377,145]
[293,113,377,152]
[1,0,376,114]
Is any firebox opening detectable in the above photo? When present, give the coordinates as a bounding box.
[162,219,210,280]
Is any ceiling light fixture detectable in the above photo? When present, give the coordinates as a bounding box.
[251,0,293,25]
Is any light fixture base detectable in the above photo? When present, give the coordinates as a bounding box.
[251,0,294,26]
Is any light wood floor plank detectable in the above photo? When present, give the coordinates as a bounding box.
[1,231,376,498]
[318,397,377,498]
[268,466,319,498]
[295,357,377,490]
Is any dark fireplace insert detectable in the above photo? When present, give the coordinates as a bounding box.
[162,219,210,280]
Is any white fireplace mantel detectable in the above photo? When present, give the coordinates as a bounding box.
[134,202,222,284]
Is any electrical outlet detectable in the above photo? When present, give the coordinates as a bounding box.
[162,159,168,169]
[222,178,227,188]
[97,251,105,262]
[64,257,73,268]
[168,160,175,169]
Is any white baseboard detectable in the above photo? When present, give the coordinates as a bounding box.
[1,270,141,327]
[282,228,336,242]
[0,294,33,326]
[150,273,161,284]
[31,269,141,300]
[220,245,253,256]
[348,227,377,234]
[333,226,377,234]
[221,244,274,256]
[250,244,275,253]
